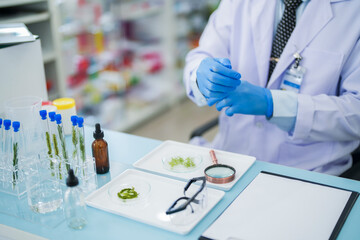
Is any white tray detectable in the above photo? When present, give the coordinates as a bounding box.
[133,140,256,191]
[85,169,225,235]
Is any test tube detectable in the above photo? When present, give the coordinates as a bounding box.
[40,110,55,174]
[76,117,86,165]
[12,121,20,189]
[0,118,3,172]
[55,114,70,172]
[3,120,12,176]
[49,111,62,179]
[70,116,79,167]
[49,112,59,157]
[76,117,97,193]
[0,118,3,156]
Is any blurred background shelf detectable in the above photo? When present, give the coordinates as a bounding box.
[110,88,186,132]
[0,0,219,133]
[116,1,163,21]
[0,11,49,24]
[0,0,46,8]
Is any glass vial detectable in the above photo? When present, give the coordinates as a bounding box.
[0,118,3,154]
[55,114,70,172]
[64,169,87,230]
[76,117,86,166]
[52,98,77,135]
[92,123,109,174]
[70,115,79,167]
[12,121,21,189]
[3,119,12,168]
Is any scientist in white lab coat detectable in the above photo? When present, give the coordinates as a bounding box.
[184,0,360,175]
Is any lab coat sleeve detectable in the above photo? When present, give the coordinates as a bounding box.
[183,0,234,105]
[268,90,298,132]
[292,38,360,143]
[189,69,207,106]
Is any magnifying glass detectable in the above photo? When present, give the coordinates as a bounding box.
[204,150,236,184]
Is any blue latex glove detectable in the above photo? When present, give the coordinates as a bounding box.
[215,80,274,118]
[196,58,241,102]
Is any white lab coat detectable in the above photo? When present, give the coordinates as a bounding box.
[184,0,360,175]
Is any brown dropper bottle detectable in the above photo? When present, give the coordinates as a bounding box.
[92,123,109,174]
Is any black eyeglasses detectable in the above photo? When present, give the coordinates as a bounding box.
[166,176,206,215]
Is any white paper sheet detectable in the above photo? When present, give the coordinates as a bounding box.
[202,172,353,240]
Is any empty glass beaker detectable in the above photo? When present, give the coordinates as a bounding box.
[75,156,97,195]
[4,96,44,157]
[25,157,63,214]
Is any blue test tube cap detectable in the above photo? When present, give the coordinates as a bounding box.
[4,119,11,130]
[39,110,47,120]
[49,111,56,122]
[77,117,84,128]
[71,115,78,126]
[0,118,2,127]
[12,121,20,132]
[55,114,62,124]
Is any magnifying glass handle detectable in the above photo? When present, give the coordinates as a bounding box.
[209,150,218,165]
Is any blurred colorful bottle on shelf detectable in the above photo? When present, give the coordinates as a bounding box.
[92,3,104,54]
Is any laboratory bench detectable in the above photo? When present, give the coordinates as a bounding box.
[0,126,360,240]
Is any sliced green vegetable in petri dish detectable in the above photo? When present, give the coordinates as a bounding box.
[108,179,150,205]
[162,154,202,173]
[117,187,139,200]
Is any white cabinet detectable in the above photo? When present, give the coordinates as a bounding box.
[0,0,65,100]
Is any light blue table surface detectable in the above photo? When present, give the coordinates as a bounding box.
[0,127,360,240]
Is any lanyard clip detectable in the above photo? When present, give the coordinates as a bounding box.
[293,52,302,69]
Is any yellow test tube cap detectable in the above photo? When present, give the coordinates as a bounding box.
[53,98,76,110]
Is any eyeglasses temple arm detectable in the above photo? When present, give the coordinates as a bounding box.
[184,176,206,195]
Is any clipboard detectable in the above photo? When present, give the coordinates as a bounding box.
[200,171,359,240]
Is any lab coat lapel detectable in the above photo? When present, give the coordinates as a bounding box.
[267,0,334,88]
[250,0,276,87]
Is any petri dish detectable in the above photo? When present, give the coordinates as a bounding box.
[162,154,202,173]
[108,179,151,206]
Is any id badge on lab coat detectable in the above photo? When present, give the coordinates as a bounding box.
[280,64,306,93]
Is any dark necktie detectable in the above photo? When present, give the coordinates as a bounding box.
[268,0,303,81]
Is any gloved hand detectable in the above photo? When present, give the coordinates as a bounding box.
[215,80,274,118]
[196,58,241,104]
